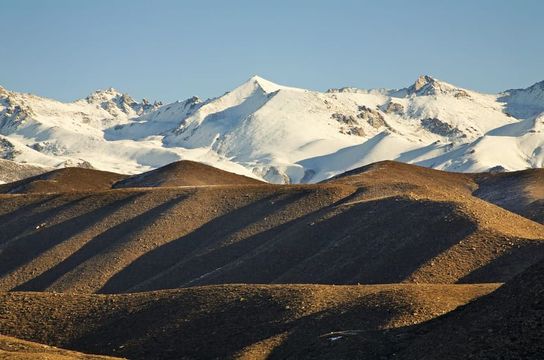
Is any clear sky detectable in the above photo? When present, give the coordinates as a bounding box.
[1,0,543,103]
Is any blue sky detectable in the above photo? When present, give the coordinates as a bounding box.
[1,0,543,103]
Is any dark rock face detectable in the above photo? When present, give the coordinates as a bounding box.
[421,118,465,138]
[405,75,472,98]
[383,101,404,115]
[488,165,507,174]
[0,138,20,160]
[331,113,366,137]
[357,105,386,128]
[331,106,388,136]
[332,113,358,125]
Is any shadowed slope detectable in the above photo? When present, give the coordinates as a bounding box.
[0,162,543,293]
[0,284,497,360]
[472,168,544,223]
[328,160,544,224]
[402,254,544,359]
[113,160,263,188]
[295,256,544,359]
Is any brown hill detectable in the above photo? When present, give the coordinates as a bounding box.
[403,252,544,359]
[0,168,127,194]
[294,256,544,360]
[0,334,122,359]
[472,168,544,223]
[0,161,542,293]
[112,160,263,188]
[329,160,544,224]
[0,283,497,360]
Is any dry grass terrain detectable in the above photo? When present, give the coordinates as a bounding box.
[0,284,497,360]
[0,161,542,293]
[0,160,542,359]
[297,256,544,360]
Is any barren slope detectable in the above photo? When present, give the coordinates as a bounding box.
[0,284,497,360]
[329,161,544,224]
[295,256,544,360]
[472,168,544,223]
[113,160,263,188]
[0,161,542,293]
[403,255,544,359]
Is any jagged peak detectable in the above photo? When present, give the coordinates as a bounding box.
[83,88,142,109]
[413,75,438,92]
[389,75,470,98]
[86,87,123,99]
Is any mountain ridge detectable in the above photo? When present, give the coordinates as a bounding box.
[0,75,543,183]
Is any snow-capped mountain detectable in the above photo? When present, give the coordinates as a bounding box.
[0,75,543,183]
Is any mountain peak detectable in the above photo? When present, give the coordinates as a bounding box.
[399,75,470,98]
[80,88,161,117]
[238,75,304,95]
[84,87,125,104]
[249,75,268,83]
[413,75,438,92]
[88,87,122,97]
[245,75,283,93]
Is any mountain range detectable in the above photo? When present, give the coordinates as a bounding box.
[1,75,543,184]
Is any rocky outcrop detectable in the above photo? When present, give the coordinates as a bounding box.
[382,101,404,115]
[399,75,472,98]
[85,88,162,117]
[0,138,20,160]
[60,159,95,169]
[421,117,466,138]
[0,97,34,132]
[357,105,386,129]
[331,113,366,136]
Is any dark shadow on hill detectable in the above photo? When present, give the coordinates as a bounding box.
[0,195,110,277]
[457,240,544,283]
[183,198,475,286]
[472,168,544,224]
[99,190,316,293]
[285,257,544,359]
[67,287,419,360]
[102,196,478,293]
[14,193,188,292]
[0,195,62,245]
